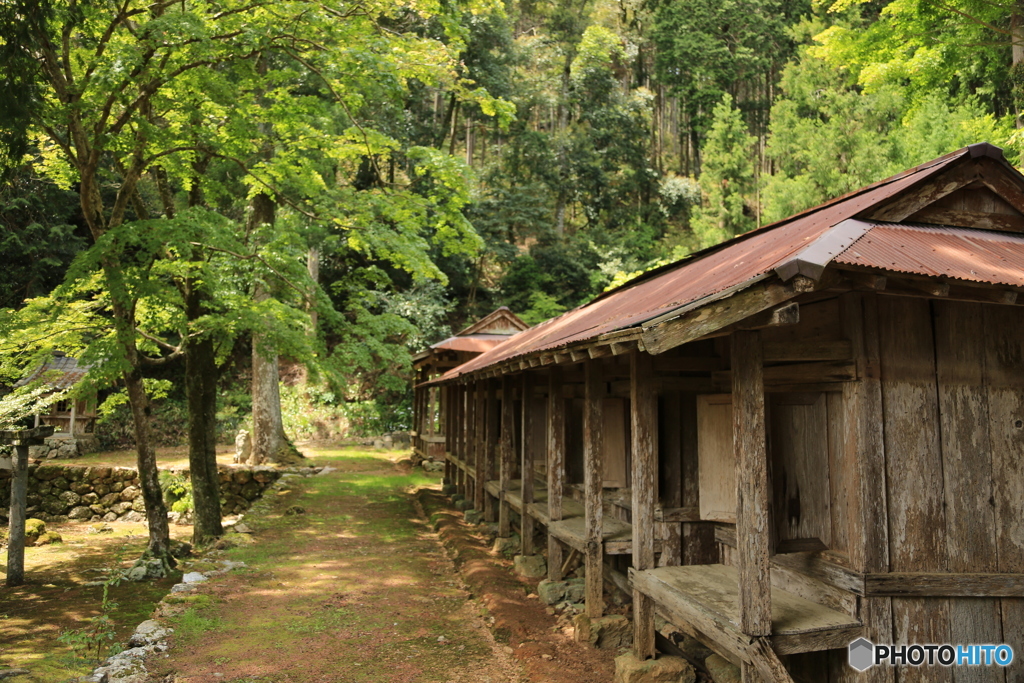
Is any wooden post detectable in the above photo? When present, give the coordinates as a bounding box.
[455,385,465,496]
[732,330,771,638]
[484,379,499,523]
[465,382,476,506]
[521,372,535,556]
[474,379,487,513]
[69,399,77,436]
[548,367,566,580]
[444,385,454,484]
[584,360,605,618]
[498,375,515,538]
[631,350,657,659]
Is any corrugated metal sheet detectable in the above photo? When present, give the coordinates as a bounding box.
[438,148,972,381]
[430,334,511,354]
[836,224,1024,287]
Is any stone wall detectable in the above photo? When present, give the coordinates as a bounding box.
[0,464,282,525]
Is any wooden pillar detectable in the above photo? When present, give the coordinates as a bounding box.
[7,443,29,587]
[547,366,566,580]
[732,330,771,638]
[521,372,535,556]
[484,379,499,522]
[69,400,77,436]
[584,360,605,618]
[631,351,657,659]
[443,385,454,484]
[498,375,515,538]
[474,379,487,513]
[465,382,476,506]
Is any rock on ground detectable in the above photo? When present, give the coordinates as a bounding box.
[613,653,695,683]
[574,614,633,650]
[492,535,520,557]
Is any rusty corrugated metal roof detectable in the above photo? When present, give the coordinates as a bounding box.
[430,334,511,354]
[836,223,1024,287]
[437,147,976,382]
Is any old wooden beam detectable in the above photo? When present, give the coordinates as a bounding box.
[712,361,858,387]
[588,345,612,360]
[584,361,605,617]
[762,340,853,364]
[864,572,1024,597]
[868,161,978,222]
[610,340,636,356]
[641,278,814,355]
[732,330,772,637]
[631,350,658,659]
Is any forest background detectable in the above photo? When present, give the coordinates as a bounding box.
[1,0,1022,444]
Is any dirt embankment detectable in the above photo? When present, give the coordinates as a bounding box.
[417,489,617,683]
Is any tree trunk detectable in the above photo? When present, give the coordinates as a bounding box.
[1013,3,1024,128]
[251,287,297,464]
[248,192,302,465]
[185,285,224,545]
[123,364,174,568]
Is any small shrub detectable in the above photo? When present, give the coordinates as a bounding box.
[159,471,193,514]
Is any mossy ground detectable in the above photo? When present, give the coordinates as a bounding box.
[0,519,189,681]
[1,446,516,682]
[151,446,514,683]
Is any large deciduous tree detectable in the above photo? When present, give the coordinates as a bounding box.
[2,0,503,559]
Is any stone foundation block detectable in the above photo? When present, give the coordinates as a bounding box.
[513,554,547,578]
[492,535,520,556]
[613,653,696,683]
[538,579,568,604]
[463,509,483,524]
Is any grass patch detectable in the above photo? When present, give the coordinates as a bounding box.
[173,606,222,639]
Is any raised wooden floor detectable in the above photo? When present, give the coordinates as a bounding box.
[525,498,585,526]
[548,515,653,555]
[630,564,861,657]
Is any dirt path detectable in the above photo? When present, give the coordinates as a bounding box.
[150,448,521,683]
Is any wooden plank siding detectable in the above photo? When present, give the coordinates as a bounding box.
[988,305,1024,683]
[877,296,953,683]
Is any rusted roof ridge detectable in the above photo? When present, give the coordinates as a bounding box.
[774,219,876,282]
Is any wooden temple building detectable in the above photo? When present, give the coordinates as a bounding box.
[16,351,98,440]
[412,307,527,461]
[426,144,1024,681]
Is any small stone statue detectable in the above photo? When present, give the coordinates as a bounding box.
[234,429,252,464]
